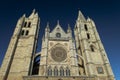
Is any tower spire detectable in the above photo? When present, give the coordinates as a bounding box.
[77,10,86,21]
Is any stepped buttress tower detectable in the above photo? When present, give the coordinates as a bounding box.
[0,10,40,80]
[74,11,114,80]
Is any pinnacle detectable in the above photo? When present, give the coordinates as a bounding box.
[32,9,36,14]
[57,20,60,25]
[77,10,86,21]
[68,24,71,30]
[46,22,50,28]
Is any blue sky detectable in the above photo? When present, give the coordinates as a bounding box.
[0,0,120,79]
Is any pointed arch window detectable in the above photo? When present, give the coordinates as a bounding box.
[66,67,70,76]
[25,30,29,36]
[24,22,27,27]
[84,24,88,31]
[28,22,31,27]
[60,67,64,76]
[47,66,52,76]
[54,66,58,76]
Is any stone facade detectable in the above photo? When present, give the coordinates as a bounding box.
[38,21,79,77]
[0,10,115,80]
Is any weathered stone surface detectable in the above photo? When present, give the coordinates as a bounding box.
[0,10,40,80]
[0,10,115,80]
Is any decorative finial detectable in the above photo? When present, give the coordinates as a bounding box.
[35,12,38,16]
[46,22,50,32]
[22,14,26,17]
[57,20,59,25]
[68,24,71,29]
[78,10,81,16]
[33,9,36,13]
[67,24,71,33]
[87,16,91,21]
[46,22,49,28]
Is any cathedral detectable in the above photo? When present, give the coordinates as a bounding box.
[0,10,115,80]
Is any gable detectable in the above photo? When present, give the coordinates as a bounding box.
[50,23,69,38]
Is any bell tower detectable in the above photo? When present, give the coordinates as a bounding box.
[74,11,114,79]
[0,10,40,80]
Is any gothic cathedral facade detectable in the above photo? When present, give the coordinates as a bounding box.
[0,10,115,80]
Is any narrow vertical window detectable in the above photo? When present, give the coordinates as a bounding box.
[84,24,88,31]
[24,22,27,27]
[21,30,24,35]
[60,67,64,76]
[25,30,29,36]
[87,33,90,39]
[66,67,70,76]
[54,66,58,76]
[47,66,52,76]
[28,22,31,27]
[90,45,95,52]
